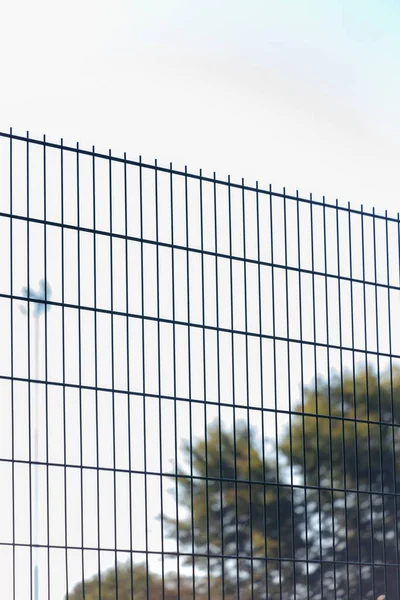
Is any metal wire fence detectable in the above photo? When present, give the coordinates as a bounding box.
[0,129,399,599]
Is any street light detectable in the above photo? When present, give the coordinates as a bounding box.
[20,279,52,600]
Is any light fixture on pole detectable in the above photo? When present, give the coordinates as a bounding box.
[20,279,52,600]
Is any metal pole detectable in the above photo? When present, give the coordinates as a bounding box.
[33,314,39,600]
[21,281,51,600]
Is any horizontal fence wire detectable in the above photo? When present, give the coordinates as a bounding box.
[0,129,400,599]
[1,128,400,222]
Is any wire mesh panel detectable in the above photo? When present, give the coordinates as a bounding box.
[0,129,399,599]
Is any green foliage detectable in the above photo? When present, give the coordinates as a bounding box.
[67,562,198,600]
[69,366,400,599]
[165,420,306,598]
[280,365,400,598]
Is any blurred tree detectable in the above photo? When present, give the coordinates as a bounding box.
[68,366,400,600]
[66,420,305,599]
[280,365,400,600]
[165,420,306,599]
[67,561,199,600]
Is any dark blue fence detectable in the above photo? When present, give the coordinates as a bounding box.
[0,129,399,599]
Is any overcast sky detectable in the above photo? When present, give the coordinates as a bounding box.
[1,0,400,214]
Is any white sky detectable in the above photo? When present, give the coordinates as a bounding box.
[1,0,400,213]
[1,1,400,598]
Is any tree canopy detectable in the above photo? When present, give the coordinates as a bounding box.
[164,419,306,598]
[280,365,400,599]
[68,365,400,600]
[67,562,195,600]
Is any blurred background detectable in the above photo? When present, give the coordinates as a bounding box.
[1,2,400,598]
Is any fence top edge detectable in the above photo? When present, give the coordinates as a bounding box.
[1,130,396,223]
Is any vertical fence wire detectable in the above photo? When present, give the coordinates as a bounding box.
[1,130,400,599]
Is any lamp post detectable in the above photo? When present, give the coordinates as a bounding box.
[20,279,51,600]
